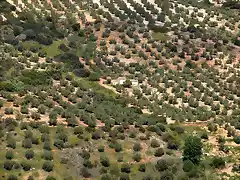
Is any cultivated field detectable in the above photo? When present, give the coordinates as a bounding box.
[0,0,240,179]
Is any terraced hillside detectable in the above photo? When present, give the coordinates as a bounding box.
[0,0,240,179]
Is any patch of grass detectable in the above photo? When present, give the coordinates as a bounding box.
[131,163,157,179]
[19,69,52,86]
[103,148,117,162]
[76,41,96,58]
[52,163,70,180]
[0,79,25,92]
[43,40,64,57]
[68,135,80,146]
[145,149,154,156]
[123,152,133,162]
[67,34,96,57]
[21,40,41,50]
[67,34,84,43]
[183,125,205,133]
[152,32,170,41]
[77,78,118,99]
[123,140,134,150]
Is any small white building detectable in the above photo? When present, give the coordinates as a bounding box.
[130,79,138,86]
[119,77,126,85]
[111,77,139,86]
[111,77,126,85]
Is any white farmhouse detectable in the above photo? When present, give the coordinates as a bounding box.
[130,79,138,86]
[119,77,126,85]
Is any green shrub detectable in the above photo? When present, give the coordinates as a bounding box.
[4,160,15,170]
[0,99,4,108]
[5,108,13,114]
[133,143,142,152]
[73,126,84,135]
[42,150,53,160]
[81,167,91,178]
[98,145,105,152]
[154,148,164,157]
[234,38,240,46]
[211,157,225,169]
[27,176,34,180]
[21,161,31,171]
[138,163,146,172]
[160,170,174,180]
[129,131,136,138]
[187,167,200,178]
[0,130,4,138]
[31,136,40,145]
[46,176,56,180]
[20,69,52,86]
[201,133,209,140]
[233,136,240,144]
[114,142,123,152]
[21,105,29,114]
[41,134,50,142]
[89,72,100,81]
[43,141,52,150]
[183,160,194,172]
[183,136,203,164]
[132,153,141,162]
[6,150,14,160]
[99,167,108,174]
[232,163,240,173]
[167,139,179,150]
[39,125,49,134]
[25,150,34,159]
[83,159,93,168]
[175,126,184,134]
[57,132,68,142]
[53,139,64,149]
[38,105,46,114]
[121,164,131,173]
[119,173,130,180]
[42,161,54,172]
[151,139,160,148]
[142,175,154,180]
[24,130,33,138]
[155,159,168,171]
[100,155,110,167]
[13,162,21,170]
[31,112,40,120]
[92,131,102,140]
[81,150,90,159]
[7,175,18,180]
[207,123,217,132]
[49,118,57,126]
[117,154,124,162]
[109,164,120,176]
[22,138,32,149]
[101,173,112,180]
